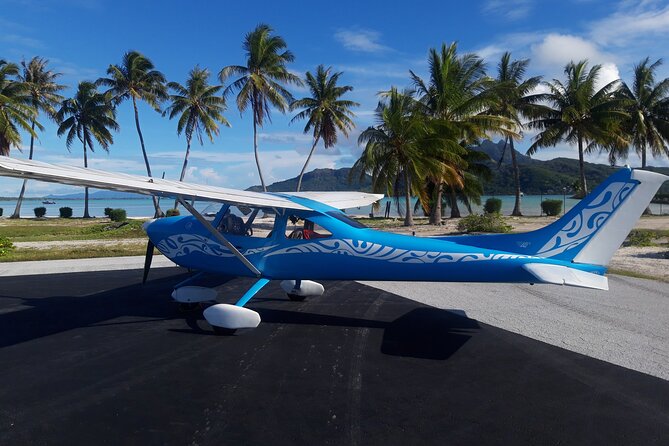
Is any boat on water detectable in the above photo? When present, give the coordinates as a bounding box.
[42,200,56,204]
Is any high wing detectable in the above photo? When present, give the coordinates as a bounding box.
[279,191,385,210]
[0,157,383,211]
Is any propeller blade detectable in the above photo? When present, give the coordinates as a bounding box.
[142,239,155,284]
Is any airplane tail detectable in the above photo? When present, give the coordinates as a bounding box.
[448,167,668,266]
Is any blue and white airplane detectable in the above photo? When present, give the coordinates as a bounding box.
[0,156,665,334]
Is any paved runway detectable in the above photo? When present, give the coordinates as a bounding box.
[362,276,669,380]
[0,268,667,445]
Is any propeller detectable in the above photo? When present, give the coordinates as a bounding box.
[142,239,155,284]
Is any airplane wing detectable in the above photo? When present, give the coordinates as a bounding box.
[280,191,385,210]
[0,157,383,211]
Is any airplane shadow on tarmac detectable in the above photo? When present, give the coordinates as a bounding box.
[0,271,479,361]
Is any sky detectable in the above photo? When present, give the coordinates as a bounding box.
[1,0,669,196]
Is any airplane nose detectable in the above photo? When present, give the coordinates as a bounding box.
[142,218,156,232]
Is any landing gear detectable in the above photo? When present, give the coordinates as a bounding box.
[177,302,200,312]
[280,280,325,302]
[212,326,237,336]
[287,293,306,302]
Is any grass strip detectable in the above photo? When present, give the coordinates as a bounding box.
[0,245,156,262]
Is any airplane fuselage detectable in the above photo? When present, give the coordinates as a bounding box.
[145,209,605,285]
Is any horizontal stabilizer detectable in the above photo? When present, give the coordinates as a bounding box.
[522,263,609,290]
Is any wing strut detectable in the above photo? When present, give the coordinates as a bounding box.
[177,197,262,278]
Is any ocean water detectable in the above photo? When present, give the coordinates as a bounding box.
[2,195,667,218]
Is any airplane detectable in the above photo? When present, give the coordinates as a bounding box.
[0,156,666,334]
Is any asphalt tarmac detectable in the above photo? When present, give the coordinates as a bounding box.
[0,268,667,445]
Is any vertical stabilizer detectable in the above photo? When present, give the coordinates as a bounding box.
[445,168,667,266]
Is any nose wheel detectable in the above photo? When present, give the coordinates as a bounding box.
[287,293,306,302]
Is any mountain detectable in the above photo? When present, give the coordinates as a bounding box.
[250,140,669,195]
[473,140,669,194]
[247,167,372,193]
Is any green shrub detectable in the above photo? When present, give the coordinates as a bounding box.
[541,199,562,216]
[457,213,512,233]
[0,236,14,256]
[108,208,127,222]
[104,207,113,217]
[483,198,502,214]
[165,208,180,217]
[34,206,47,218]
[626,230,654,247]
[59,206,73,218]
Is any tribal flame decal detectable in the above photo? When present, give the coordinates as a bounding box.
[156,234,276,258]
[265,239,531,264]
[536,181,635,258]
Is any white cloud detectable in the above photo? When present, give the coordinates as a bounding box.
[590,2,669,46]
[597,62,621,89]
[472,32,544,62]
[334,29,390,53]
[184,166,226,185]
[530,33,621,89]
[482,0,533,20]
[0,33,44,49]
[531,34,612,68]
[258,132,313,144]
[47,57,101,84]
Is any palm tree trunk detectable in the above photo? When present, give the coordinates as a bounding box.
[403,168,413,226]
[132,97,163,217]
[253,115,267,192]
[429,182,442,225]
[449,189,461,218]
[174,139,192,210]
[83,139,90,219]
[0,133,9,156]
[296,137,319,192]
[641,146,652,214]
[577,135,588,197]
[10,121,36,219]
[510,137,522,216]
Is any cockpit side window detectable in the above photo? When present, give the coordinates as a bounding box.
[217,205,276,238]
[285,215,332,240]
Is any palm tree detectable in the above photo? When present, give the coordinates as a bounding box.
[56,82,119,218]
[219,24,302,191]
[615,57,669,167]
[0,60,36,156]
[97,51,167,216]
[10,57,65,219]
[410,42,510,221]
[290,65,358,191]
[442,148,492,215]
[527,60,627,196]
[490,52,542,216]
[165,66,230,208]
[354,88,446,226]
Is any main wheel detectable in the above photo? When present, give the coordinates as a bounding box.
[177,302,199,312]
[212,326,237,336]
[287,293,306,302]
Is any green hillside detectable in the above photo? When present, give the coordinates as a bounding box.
[249,140,669,195]
[247,167,372,192]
